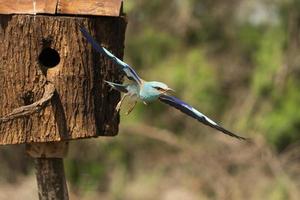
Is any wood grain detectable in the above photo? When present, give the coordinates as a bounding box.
[35,157,69,199]
[0,0,122,16]
[0,15,127,144]
[57,0,122,16]
[0,82,55,123]
[0,0,57,14]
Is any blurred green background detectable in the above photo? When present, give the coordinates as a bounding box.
[1,0,300,199]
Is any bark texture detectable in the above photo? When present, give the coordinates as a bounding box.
[0,15,126,144]
[35,157,69,200]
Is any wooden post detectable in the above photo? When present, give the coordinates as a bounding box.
[35,158,69,200]
[27,142,69,200]
[0,1,126,199]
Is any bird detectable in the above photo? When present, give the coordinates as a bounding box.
[80,26,246,140]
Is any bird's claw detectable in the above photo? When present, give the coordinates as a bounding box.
[125,101,137,115]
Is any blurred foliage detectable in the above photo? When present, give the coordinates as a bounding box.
[251,26,285,96]
[123,0,300,151]
[64,0,299,197]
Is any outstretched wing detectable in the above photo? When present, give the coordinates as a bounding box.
[159,95,246,140]
[80,26,142,84]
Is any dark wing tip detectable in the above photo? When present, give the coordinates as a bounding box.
[213,125,249,140]
[159,95,248,141]
[215,125,248,140]
[79,25,89,35]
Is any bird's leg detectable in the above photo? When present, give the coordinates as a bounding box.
[125,101,137,115]
[116,94,128,112]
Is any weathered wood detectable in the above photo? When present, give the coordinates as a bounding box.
[0,0,122,16]
[57,0,122,16]
[35,157,69,200]
[0,0,57,14]
[0,82,55,123]
[0,15,126,145]
[26,141,68,158]
[27,142,69,199]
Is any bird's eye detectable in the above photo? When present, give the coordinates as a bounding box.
[153,86,165,92]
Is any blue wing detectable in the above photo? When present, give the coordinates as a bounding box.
[79,26,142,84]
[159,95,246,140]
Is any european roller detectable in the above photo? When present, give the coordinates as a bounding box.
[80,26,246,140]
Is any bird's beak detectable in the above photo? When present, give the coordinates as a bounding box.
[165,88,175,94]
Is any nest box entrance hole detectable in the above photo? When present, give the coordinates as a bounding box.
[38,47,60,68]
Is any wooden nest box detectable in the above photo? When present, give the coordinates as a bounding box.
[0,0,126,146]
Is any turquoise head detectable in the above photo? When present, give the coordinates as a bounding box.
[139,81,174,102]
